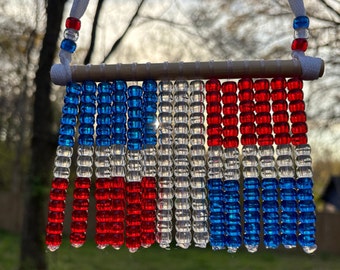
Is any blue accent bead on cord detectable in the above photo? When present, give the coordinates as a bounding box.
[293,16,310,30]
[60,38,77,53]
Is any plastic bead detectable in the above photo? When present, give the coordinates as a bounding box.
[291,38,308,52]
[60,39,77,53]
[293,16,309,30]
[66,17,81,30]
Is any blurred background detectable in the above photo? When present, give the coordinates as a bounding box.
[0,0,339,269]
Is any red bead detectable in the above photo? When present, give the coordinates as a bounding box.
[96,199,112,211]
[241,134,257,145]
[141,233,155,246]
[207,135,223,146]
[48,211,65,223]
[72,210,88,222]
[95,178,111,189]
[141,177,156,188]
[273,111,289,123]
[49,200,66,212]
[290,111,306,123]
[271,89,287,101]
[287,78,303,90]
[75,177,91,188]
[49,189,67,200]
[271,78,286,90]
[125,236,141,250]
[223,126,238,137]
[223,137,239,148]
[112,222,124,233]
[239,112,255,123]
[207,125,222,136]
[238,89,254,101]
[141,210,156,221]
[256,112,271,124]
[95,233,110,246]
[142,200,157,210]
[141,221,156,233]
[206,92,221,103]
[46,222,63,234]
[239,101,254,112]
[255,102,270,113]
[223,104,238,115]
[112,177,125,188]
[126,193,142,204]
[222,81,237,93]
[112,234,124,247]
[126,226,141,238]
[112,199,125,211]
[255,90,270,102]
[291,38,308,52]
[70,232,86,245]
[126,204,142,215]
[46,233,62,247]
[51,178,68,189]
[291,133,308,145]
[73,188,90,199]
[272,100,288,112]
[254,79,269,91]
[222,93,237,104]
[274,133,290,145]
[126,182,142,193]
[258,134,274,146]
[238,78,253,90]
[71,221,87,233]
[72,199,89,210]
[96,210,111,222]
[291,122,308,134]
[112,210,125,222]
[273,122,290,134]
[207,103,222,114]
[126,215,142,226]
[288,89,304,101]
[223,115,238,126]
[256,124,272,135]
[111,188,125,199]
[240,123,256,134]
[289,100,305,112]
[143,190,157,200]
[206,79,221,92]
[95,189,110,200]
[96,222,111,234]
[207,114,222,125]
[65,17,81,31]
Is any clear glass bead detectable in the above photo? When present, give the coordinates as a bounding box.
[63,28,79,42]
[56,145,73,157]
[76,166,93,178]
[53,166,70,178]
[294,28,309,39]
[54,156,72,168]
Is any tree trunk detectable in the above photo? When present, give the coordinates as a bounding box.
[19,1,66,269]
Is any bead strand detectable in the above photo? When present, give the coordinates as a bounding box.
[173,80,191,249]
[221,81,241,253]
[110,80,128,249]
[254,79,280,249]
[94,82,113,249]
[141,80,158,248]
[238,78,260,253]
[126,84,144,253]
[271,78,297,249]
[156,81,174,249]
[46,83,82,252]
[70,81,96,248]
[287,78,317,254]
[206,79,225,250]
[189,80,209,248]
[291,16,309,52]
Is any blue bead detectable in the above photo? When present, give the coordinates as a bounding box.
[79,124,94,135]
[97,104,112,114]
[66,83,82,95]
[96,125,111,136]
[113,115,127,124]
[128,118,143,129]
[208,178,223,190]
[142,80,157,92]
[81,93,96,103]
[282,234,297,247]
[281,211,298,222]
[58,135,74,147]
[297,177,313,189]
[97,93,112,104]
[79,113,95,125]
[280,177,296,189]
[113,123,126,134]
[82,81,97,93]
[62,104,78,115]
[96,135,111,146]
[128,85,142,97]
[143,136,157,146]
[111,136,126,145]
[144,126,156,135]
[113,80,127,91]
[112,102,127,114]
[128,128,143,140]
[281,200,297,212]
[60,39,76,53]
[298,234,315,247]
[98,82,111,93]
[299,212,316,223]
[80,103,96,114]
[97,115,111,125]
[262,201,279,212]
[128,97,142,107]
[143,101,157,113]
[244,177,260,189]
[144,113,157,124]
[293,16,309,30]
[78,134,94,146]
[128,107,142,118]
[264,235,280,249]
[297,189,313,201]
[59,124,75,136]
[143,93,158,103]
[298,200,316,212]
[61,114,77,126]
[127,139,142,150]
[224,180,239,191]
[64,93,80,105]
[113,91,127,102]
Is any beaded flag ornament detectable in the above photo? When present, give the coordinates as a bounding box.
[46,0,324,254]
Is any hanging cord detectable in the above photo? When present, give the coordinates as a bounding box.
[50,0,324,84]
[288,0,323,80]
[51,0,90,84]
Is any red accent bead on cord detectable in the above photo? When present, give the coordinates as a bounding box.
[291,38,308,52]
[66,17,81,31]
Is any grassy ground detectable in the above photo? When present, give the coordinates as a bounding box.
[1,230,339,270]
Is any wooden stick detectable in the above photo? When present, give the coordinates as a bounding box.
[52,59,325,84]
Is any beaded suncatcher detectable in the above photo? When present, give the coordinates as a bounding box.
[46,0,324,254]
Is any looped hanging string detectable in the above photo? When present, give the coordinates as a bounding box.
[288,0,307,16]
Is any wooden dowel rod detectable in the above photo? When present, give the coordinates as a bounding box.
[51,59,324,84]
